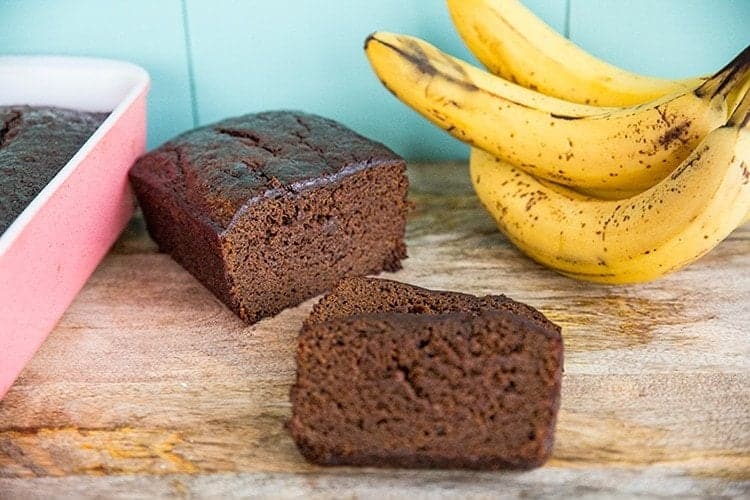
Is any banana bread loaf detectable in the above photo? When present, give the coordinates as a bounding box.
[289,278,563,469]
[0,106,107,234]
[129,111,409,323]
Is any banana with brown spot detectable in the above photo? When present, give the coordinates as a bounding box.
[469,89,750,284]
[446,0,703,106]
[447,0,750,113]
[365,32,750,197]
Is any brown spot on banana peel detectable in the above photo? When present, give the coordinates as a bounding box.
[741,107,750,128]
[547,172,574,183]
[378,78,400,100]
[670,144,710,180]
[436,47,471,79]
[550,112,585,120]
[658,121,691,149]
[524,190,548,211]
[368,34,564,116]
[655,105,673,127]
[430,109,448,122]
[558,269,618,279]
[365,34,479,93]
[550,253,586,266]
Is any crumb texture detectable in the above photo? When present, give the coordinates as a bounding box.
[0,106,107,233]
[289,310,563,469]
[224,164,408,323]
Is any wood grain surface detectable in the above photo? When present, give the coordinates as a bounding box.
[1,163,749,499]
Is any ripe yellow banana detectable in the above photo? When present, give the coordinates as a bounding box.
[469,89,750,284]
[447,0,701,106]
[447,0,750,114]
[365,32,750,196]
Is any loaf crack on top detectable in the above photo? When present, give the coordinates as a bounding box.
[129,111,410,324]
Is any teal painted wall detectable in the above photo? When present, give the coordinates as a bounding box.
[2,1,749,160]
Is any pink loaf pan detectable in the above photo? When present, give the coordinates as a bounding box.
[0,56,149,399]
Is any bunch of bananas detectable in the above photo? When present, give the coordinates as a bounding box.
[365,0,750,284]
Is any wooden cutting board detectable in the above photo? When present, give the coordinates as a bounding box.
[1,163,748,498]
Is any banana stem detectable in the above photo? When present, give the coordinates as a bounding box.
[697,43,750,99]
[727,84,750,128]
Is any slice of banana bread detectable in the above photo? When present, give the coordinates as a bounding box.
[290,278,563,469]
[289,309,562,469]
[129,111,409,324]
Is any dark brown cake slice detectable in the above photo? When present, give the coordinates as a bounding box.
[0,106,107,234]
[289,309,562,469]
[129,111,409,323]
[306,276,558,333]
